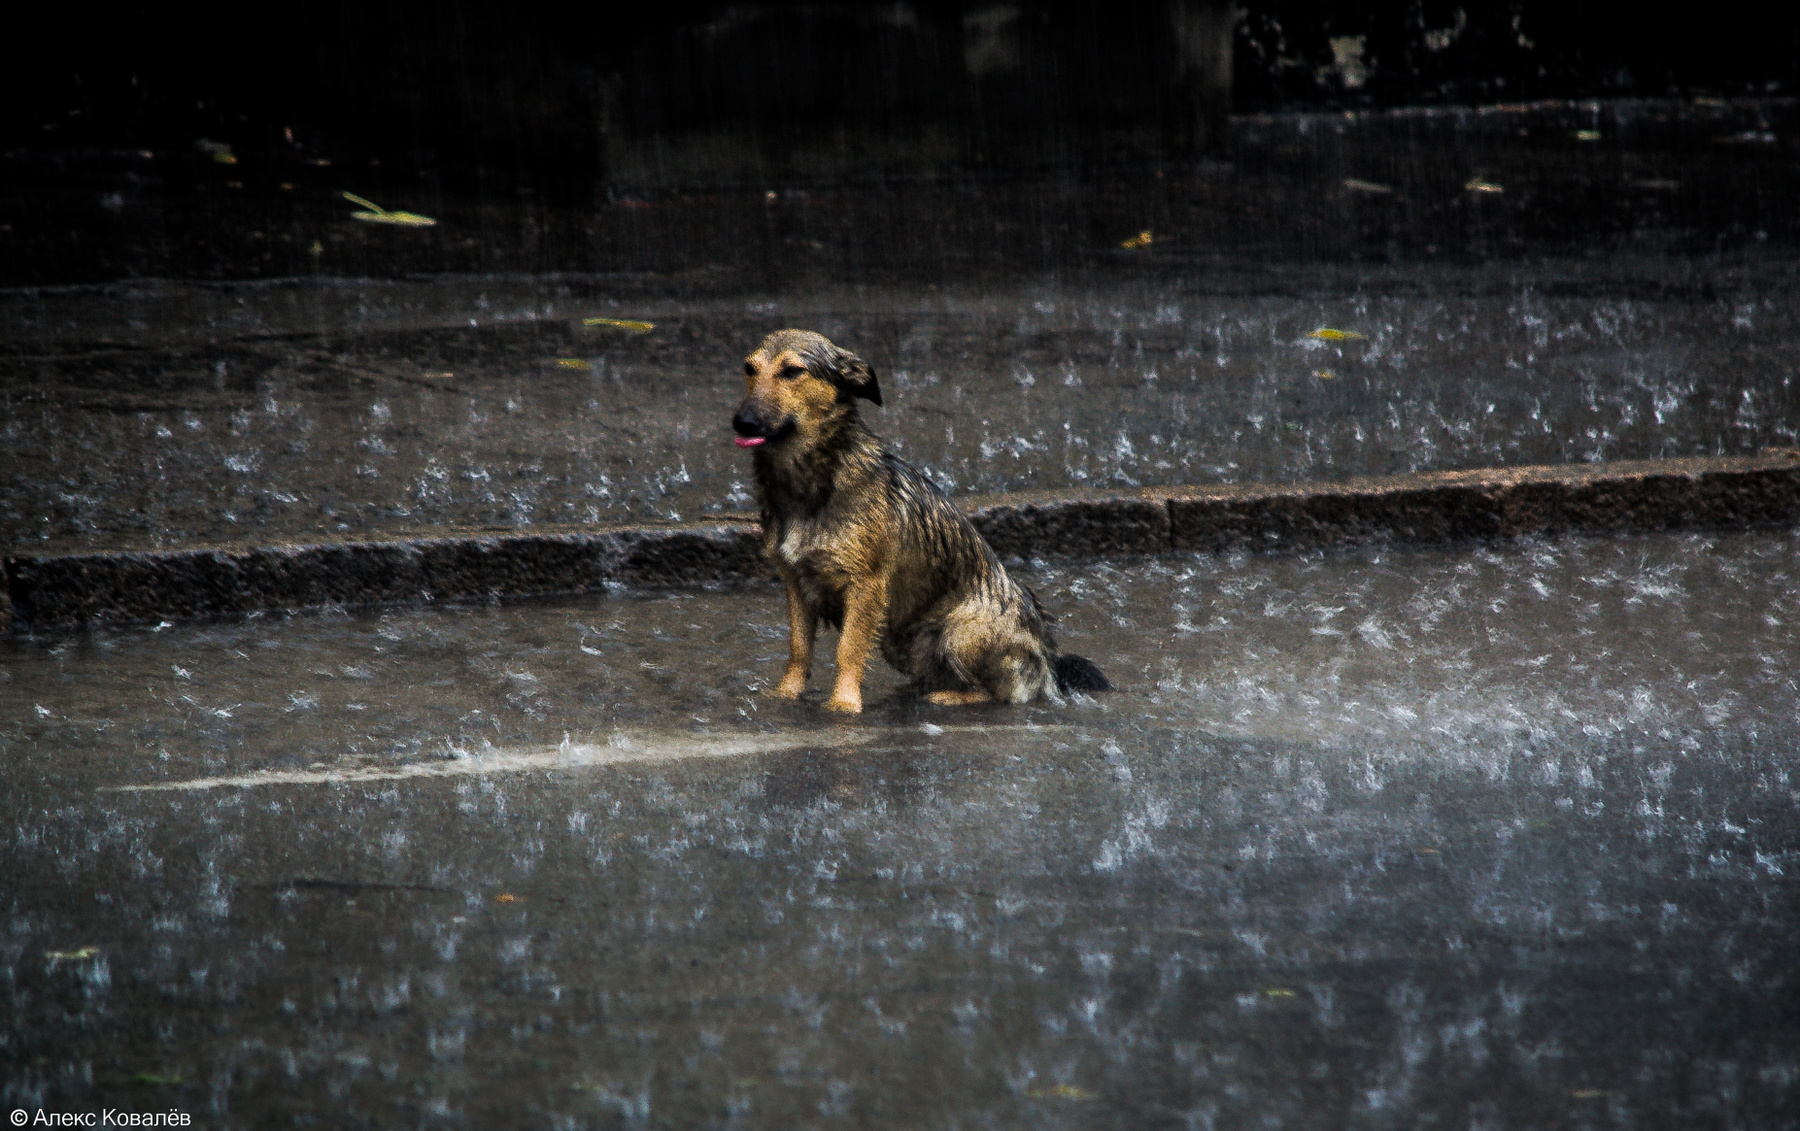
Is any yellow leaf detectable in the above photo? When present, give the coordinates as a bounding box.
[1263,988,1297,998]
[45,946,99,962]
[1306,328,1366,341]
[556,358,593,371]
[349,211,437,227]
[1027,1084,1096,1100]
[342,191,437,227]
[1120,230,1154,250]
[583,317,655,333]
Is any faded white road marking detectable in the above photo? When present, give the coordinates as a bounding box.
[108,731,870,793]
[103,722,1082,793]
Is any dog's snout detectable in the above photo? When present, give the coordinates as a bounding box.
[730,400,795,448]
[732,404,765,437]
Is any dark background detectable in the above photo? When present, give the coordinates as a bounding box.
[3,3,1798,285]
[8,3,1796,187]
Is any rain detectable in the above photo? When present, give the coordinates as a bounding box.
[4,5,1798,1127]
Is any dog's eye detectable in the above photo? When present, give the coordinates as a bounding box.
[779,365,806,380]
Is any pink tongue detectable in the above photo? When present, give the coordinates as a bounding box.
[734,436,766,448]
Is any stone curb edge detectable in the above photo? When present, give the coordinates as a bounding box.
[7,452,1799,633]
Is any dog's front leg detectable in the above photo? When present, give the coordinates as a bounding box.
[825,574,888,713]
[771,575,817,700]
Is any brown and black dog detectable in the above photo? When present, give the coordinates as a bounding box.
[732,328,1109,713]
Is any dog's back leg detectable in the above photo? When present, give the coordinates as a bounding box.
[925,689,992,706]
[934,610,1057,705]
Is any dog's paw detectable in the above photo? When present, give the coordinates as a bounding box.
[823,694,863,714]
[766,670,809,699]
[925,689,991,707]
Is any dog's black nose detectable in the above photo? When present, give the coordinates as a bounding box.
[732,405,764,437]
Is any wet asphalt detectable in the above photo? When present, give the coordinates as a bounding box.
[5,96,1800,1127]
[4,530,1799,1126]
[7,98,1800,557]
[6,269,1800,557]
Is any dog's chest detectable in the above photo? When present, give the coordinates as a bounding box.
[768,514,866,594]
[774,520,811,568]
[770,516,839,576]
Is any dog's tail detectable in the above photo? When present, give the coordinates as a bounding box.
[1053,653,1111,694]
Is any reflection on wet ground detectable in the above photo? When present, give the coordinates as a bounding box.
[5,529,1796,1125]
[6,272,1798,554]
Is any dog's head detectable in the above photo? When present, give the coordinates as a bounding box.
[733,329,881,450]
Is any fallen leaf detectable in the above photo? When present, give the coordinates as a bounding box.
[1464,179,1504,194]
[555,358,593,371]
[1306,328,1366,341]
[342,191,437,227]
[1027,1084,1096,1100]
[1263,988,1297,998]
[1342,178,1393,194]
[1313,369,1335,380]
[494,892,521,904]
[583,317,655,333]
[45,946,100,962]
[1119,230,1154,250]
[1572,130,1602,141]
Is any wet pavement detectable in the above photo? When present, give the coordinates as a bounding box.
[7,268,1800,557]
[6,93,1800,1127]
[7,97,1800,559]
[4,528,1798,1126]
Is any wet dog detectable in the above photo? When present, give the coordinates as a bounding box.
[732,329,1109,713]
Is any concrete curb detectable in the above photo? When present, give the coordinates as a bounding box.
[7,452,1799,633]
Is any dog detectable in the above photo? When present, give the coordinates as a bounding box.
[731,328,1109,714]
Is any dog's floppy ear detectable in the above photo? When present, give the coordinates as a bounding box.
[816,343,881,406]
[833,348,882,406]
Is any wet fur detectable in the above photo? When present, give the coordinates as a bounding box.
[733,329,1109,713]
